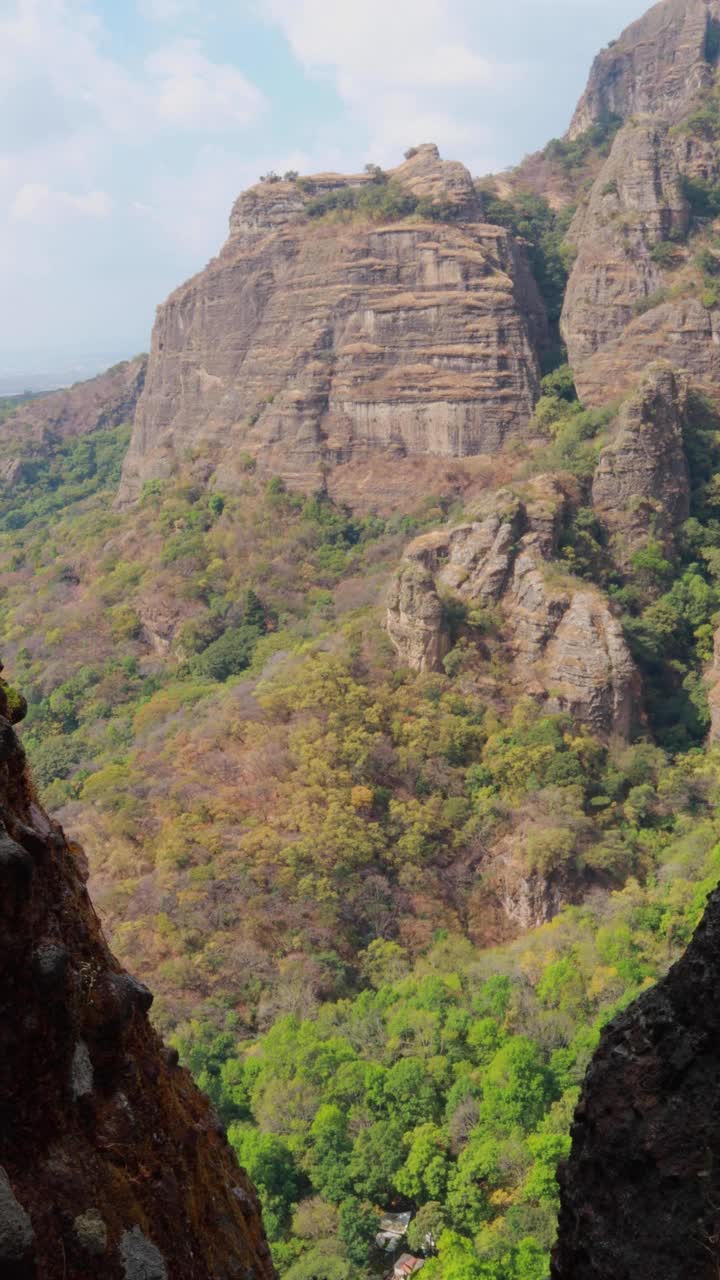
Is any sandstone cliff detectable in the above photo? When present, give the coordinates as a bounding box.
[591,361,690,568]
[569,0,720,138]
[0,668,273,1280]
[387,475,640,739]
[551,884,720,1280]
[1,357,146,487]
[118,146,546,507]
[560,0,720,407]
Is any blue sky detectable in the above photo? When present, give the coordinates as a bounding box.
[0,0,651,370]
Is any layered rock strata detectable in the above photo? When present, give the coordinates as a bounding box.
[387,476,640,738]
[561,0,720,405]
[569,0,720,137]
[118,146,546,505]
[551,884,720,1280]
[0,670,274,1280]
[591,361,690,568]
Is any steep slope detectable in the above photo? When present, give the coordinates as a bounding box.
[0,669,273,1280]
[569,0,720,135]
[551,883,720,1280]
[118,146,547,507]
[561,0,720,406]
[1,356,146,486]
[591,360,690,568]
[386,475,641,739]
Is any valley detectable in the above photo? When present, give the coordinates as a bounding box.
[5,1,720,1276]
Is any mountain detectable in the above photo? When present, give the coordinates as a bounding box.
[117,146,546,508]
[4,0,720,1276]
[1,356,146,487]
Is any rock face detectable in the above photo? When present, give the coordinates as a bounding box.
[386,476,640,738]
[0,670,274,1280]
[592,361,690,567]
[561,122,690,371]
[551,884,720,1280]
[574,295,720,408]
[1,357,146,486]
[118,146,546,506]
[568,0,720,138]
[561,0,720,406]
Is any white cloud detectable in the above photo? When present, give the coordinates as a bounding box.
[262,0,519,169]
[146,39,265,131]
[10,183,112,222]
[264,0,503,89]
[0,2,264,150]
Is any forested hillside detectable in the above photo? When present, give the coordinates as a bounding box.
[6,1,720,1276]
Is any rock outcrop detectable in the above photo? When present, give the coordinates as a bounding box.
[592,361,690,567]
[568,0,720,138]
[118,146,546,506]
[387,476,640,738]
[551,884,720,1280]
[0,668,274,1280]
[561,122,690,371]
[1,357,146,487]
[560,0,720,406]
[574,295,720,408]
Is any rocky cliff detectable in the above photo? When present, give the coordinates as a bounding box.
[569,0,720,137]
[0,668,273,1280]
[386,474,640,739]
[551,884,720,1280]
[562,0,720,407]
[592,360,690,568]
[1,357,146,486]
[118,146,547,507]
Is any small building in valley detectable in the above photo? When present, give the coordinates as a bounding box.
[376,1211,412,1252]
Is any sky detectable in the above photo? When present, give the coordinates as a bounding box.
[0,0,652,374]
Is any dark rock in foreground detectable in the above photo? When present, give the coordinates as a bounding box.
[0,670,274,1280]
[551,886,720,1279]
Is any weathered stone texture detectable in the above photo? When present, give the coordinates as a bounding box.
[569,0,720,138]
[575,295,720,407]
[592,361,690,567]
[560,0,720,407]
[386,477,640,738]
[119,147,546,505]
[561,123,690,374]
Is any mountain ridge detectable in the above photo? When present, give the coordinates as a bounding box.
[4,1,720,1276]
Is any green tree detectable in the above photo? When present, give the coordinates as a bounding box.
[396,1124,451,1202]
[338,1198,378,1269]
[306,1104,353,1203]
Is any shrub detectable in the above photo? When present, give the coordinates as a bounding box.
[481,190,575,328]
[682,176,720,220]
[195,624,262,681]
[650,240,679,268]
